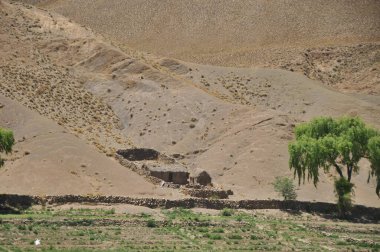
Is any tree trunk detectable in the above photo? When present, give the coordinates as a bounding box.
[347,165,353,182]
[332,162,344,179]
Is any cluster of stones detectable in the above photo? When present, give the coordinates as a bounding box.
[1,194,379,220]
[180,185,233,199]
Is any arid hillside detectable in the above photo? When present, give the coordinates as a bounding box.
[1,1,380,206]
[0,94,173,197]
[28,0,380,94]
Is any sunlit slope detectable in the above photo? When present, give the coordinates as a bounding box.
[26,0,380,94]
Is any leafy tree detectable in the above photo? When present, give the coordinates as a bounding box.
[288,117,380,213]
[368,136,380,195]
[272,177,297,200]
[0,127,14,167]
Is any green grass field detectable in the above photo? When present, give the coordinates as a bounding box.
[0,207,379,251]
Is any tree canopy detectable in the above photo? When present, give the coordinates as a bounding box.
[0,127,14,167]
[288,117,380,196]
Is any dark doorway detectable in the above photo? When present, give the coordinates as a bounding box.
[168,172,173,182]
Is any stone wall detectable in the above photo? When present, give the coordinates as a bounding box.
[115,154,162,184]
[116,149,159,161]
[116,151,188,185]
[1,194,379,221]
[181,187,231,199]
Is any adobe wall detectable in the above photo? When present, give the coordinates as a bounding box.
[1,194,379,221]
[150,171,189,185]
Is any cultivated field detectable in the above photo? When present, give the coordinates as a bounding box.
[0,206,379,251]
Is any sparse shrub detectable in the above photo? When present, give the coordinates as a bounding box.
[228,234,242,240]
[198,227,209,233]
[209,234,222,240]
[105,208,115,215]
[146,219,156,228]
[17,225,26,231]
[202,233,210,238]
[250,234,259,240]
[272,177,297,200]
[221,208,233,216]
[212,228,224,233]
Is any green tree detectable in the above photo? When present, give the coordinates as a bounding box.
[0,127,14,167]
[368,136,380,195]
[272,177,297,200]
[288,117,380,213]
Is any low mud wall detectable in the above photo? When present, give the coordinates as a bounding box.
[1,194,379,220]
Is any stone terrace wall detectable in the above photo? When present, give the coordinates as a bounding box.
[116,149,159,161]
[181,187,230,199]
[1,194,379,220]
[115,154,162,184]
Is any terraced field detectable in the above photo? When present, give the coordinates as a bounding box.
[0,207,379,251]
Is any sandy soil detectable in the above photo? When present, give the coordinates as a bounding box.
[31,0,380,94]
[0,94,176,197]
[0,1,379,207]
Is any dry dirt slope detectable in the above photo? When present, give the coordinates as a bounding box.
[29,0,380,94]
[1,1,380,206]
[0,0,172,198]
[36,0,380,54]
[0,94,172,197]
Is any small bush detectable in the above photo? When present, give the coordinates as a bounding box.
[272,177,297,200]
[17,225,26,231]
[250,234,260,240]
[228,234,243,240]
[221,208,234,216]
[198,227,209,233]
[105,208,115,215]
[146,219,157,228]
[209,234,222,240]
[212,228,224,233]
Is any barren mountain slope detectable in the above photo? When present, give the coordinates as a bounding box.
[28,0,380,94]
[1,1,379,206]
[0,94,172,197]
